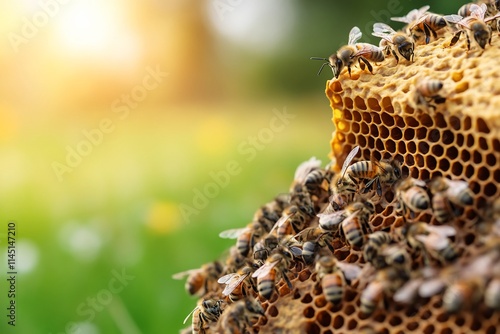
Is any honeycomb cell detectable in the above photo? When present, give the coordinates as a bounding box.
[460,149,470,161]
[420,113,434,127]
[426,156,437,169]
[486,326,497,334]
[314,296,327,308]
[391,127,402,140]
[449,115,461,130]
[268,305,279,317]
[477,117,490,134]
[375,138,384,151]
[303,306,315,318]
[428,129,440,142]
[344,304,355,316]
[465,165,475,179]
[451,161,463,175]
[367,97,381,111]
[331,80,342,93]
[493,138,500,152]
[357,134,367,147]
[494,169,500,183]
[470,318,482,331]
[423,324,435,334]
[407,321,419,331]
[440,328,452,334]
[478,166,489,181]
[347,319,357,330]
[380,96,393,113]
[418,142,430,155]
[456,133,464,146]
[455,316,466,327]
[441,130,454,145]
[407,141,417,154]
[371,124,379,137]
[345,97,354,109]
[405,116,419,128]
[352,109,361,122]
[332,315,344,329]
[304,322,321,334]
[473,151,482,164]
[317,310,331,327]
[438,158,450,171]
[351,122,360,133]
[386,139,396,153]
[479,136,489,150]
[404,128,415,141]
[302,294,313,304]
[361,122,369,135]
[355,96,367,110]
[435,113,447,128]
[420,169,430,181]
[466,134,475,147]
[381,112,395,127]
[431,144,444,156]
[394,115,405,128]
[372,113,381,124]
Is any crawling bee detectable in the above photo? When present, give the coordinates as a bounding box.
[412,78,446,110]
[295,227,335,264]
[485,277,500,310]
[315,256,362,305]
[428,177,473,223]
[445,3,500,50]
[217,297,265,334]
[252,251,295,300]
[392,5,447,44]
[348,158,402,196]
[173,261,223,297]
[395,177,430,217]
[372,22,415,63]
[330,145,361,203]
[277,205,314,239]
[311,26,384,79]
[217,265,257,302]
[402,222,458,264]
[443,278,485,313]
[360,267,407,315]
[363,231,393,265]
[183,298,224,334]
[219,221,266,257]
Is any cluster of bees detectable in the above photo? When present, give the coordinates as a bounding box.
[174,2,500,333]
[175,143,500,333]
[312,2,500,109]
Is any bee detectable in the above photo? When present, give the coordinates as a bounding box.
[253,234,279,261]
[173,261,223,297]
[295,227,335,264]
[318,200,375,248]
[485,277,500,310]
[347,158,402,196]
[218,297,265,334]
[290,156,322,194]
[429,177,474,207]
[443,278,485,313]
[225,246,250,274]
[395,177,431,217]
[403,222,458,264]
[392,6,447,44]
[372,22,415,63]
[311,26,384,79]
[277,205,314,239]
[304,169,329,199]
[360,267,407,315]
[445,3,500,50]
[363,231,393,265]
[217,265,257,302]
[315,256,362,304]
[183,298,224,334]
[331,145,361,202]
[252,251,294,300]
[411,78,446,110]
[219,221,266,257]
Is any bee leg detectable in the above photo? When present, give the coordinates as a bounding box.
[422,23,433,44]
[359,57,373,74]
[434,95,446,104]
[325,241,335,254]
[391,49,399,64]
[449,30,462,47]
[347,64,352,78]
[465,32,471,51]
[376,179,383,197]
[358,58,366,71]
[282,270,294,289]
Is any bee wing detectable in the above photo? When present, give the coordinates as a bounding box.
[352,43,382,58]
[373,22,396,35]
[414,234,450,251]
[217,273,237,284]
[391,5,430,23]
[443,14,463,24]
[348,26,363,45]
[252,261,278,278]
[470,3,487,20]
[394,278,422,303]
[337,262,362,281]
[183,306,199,324]
[294,157,322,183]
[221,273,249,296]
[269,212,293,235]
[426,225,456,237]
[339,145,360,182]
[219,228,247,239]
[172,269,198,280]
[317,210,346,226]
[418,277,446,298]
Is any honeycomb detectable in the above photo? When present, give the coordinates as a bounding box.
[177,3,500,333]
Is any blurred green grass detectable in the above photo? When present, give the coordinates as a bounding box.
[0,97,333,333]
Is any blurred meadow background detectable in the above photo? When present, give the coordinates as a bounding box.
[0,0,468,333]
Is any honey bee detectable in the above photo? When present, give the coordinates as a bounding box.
[173,261,223,297]
[412,78,446,110]
[403,222,458,264]
[315,256,362,304]
[445,3,500,50]
[311,26,384,78]
[304,169,329,199]
[217,265,257,302]
[183,298,224,334]
[331,145,360,202]
[339,146,401,196]
[372,22,415,63]
[429,177,474,207]
[360,267,407,315]
[395,177,430,217]
[253,234,279,261]
[318,200,375,248]
[277,205,314,239]
[485,277,500,310]
[392,6,447,44]
[443,278,485,313]
[218,297,265,334]
[252,251,295,300]
[363,231,393,265]
[295,227,335,264]
[290,156,322,194]
[219,221,266,257]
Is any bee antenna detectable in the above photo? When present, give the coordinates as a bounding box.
[310,57,330,76]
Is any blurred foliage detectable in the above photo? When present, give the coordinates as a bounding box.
[0,0,470,333]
